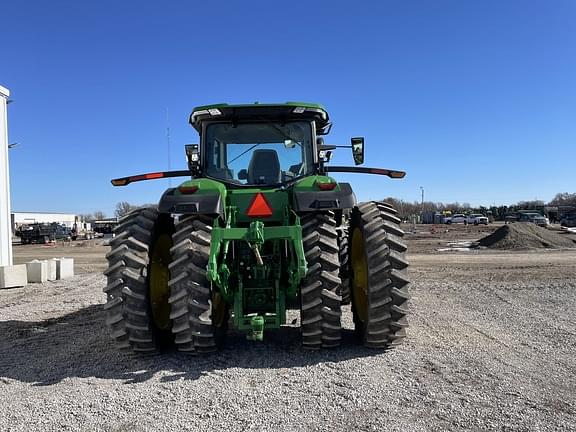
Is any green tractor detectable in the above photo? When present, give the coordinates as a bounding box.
[104,102,409,353]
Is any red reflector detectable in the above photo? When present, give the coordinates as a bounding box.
[247,193,273,217]
[389,170,406,178]
[145,172,164,180]
[317,182,337,191]
[178,185,198,194]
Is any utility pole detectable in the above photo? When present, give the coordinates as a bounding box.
[420,186,424,221]
[0,85,12,266]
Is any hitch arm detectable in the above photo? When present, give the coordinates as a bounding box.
[325,166,406,178]
[111,170,191,186]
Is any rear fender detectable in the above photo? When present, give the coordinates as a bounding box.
[158,179,227,217]
[293,182,357,212]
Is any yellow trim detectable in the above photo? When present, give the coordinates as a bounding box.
[351,227,369,323]
[149,233,172,330]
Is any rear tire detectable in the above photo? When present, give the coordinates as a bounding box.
[103,207,174,352]
[168,215,228,354]
[299,212,342,349]
[349,201,410,349]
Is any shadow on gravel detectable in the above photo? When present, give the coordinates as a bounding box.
[0,305,377,386]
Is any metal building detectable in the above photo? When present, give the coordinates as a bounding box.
[0,85,11,266]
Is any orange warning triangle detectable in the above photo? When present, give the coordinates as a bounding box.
[247,193,273,217]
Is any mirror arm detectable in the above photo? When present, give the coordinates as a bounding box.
[320,145,350,149]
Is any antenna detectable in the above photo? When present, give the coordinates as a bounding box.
[166,107,171,187]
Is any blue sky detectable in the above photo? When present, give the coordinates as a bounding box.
[2,0,575,216]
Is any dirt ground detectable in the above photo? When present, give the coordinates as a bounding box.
[406,221,576,253]
[11,239,109,274]
[1,225,575,431]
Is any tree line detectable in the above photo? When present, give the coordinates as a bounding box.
[78,201,157,221]
[383,192,576,221]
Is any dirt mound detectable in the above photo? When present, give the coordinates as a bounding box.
[478,223,576,249]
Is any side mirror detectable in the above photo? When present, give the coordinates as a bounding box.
[351,137,364,165]
[185,144,200,174]
[238,169,248,180]
[319,150,333,163]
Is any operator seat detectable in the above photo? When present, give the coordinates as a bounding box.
[248,149,281,184]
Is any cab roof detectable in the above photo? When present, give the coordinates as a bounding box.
[189,102,332,135]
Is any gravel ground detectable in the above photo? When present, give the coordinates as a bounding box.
[1,248,576,431]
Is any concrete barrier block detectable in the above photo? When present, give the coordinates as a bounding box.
[55,258,74,279]
[46,259,57,281]
[26,260,48,283]
[0,265,28,288]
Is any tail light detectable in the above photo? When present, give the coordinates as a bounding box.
[178,185,198,194]
[316,181,337,191]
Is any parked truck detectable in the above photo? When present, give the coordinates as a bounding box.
[444,213,467,224]
[19,223,71,244]
[467,214,489,225]
[93,218,119,235]
[71,221,95,240]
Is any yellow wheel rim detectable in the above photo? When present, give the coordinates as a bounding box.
[351,227,369,323]
[211,291,227,328]
[149,233,172,330]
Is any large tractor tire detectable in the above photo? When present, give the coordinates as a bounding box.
[299,212,342,349]
[103,208,174,352]
[338,227,351,305]
[168,215,229,354]
[348,201,410,349]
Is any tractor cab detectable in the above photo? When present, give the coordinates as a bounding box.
[186,103,332,187]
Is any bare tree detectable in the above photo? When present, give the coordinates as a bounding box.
[93,211,107,220]
[549,193,576,207]
[115,201,139,218]
[78,213,93,222]
[516,200,545,210]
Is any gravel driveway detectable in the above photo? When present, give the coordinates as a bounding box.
[1,250,575,431]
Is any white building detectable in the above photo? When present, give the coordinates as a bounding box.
[1,85,12,265]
